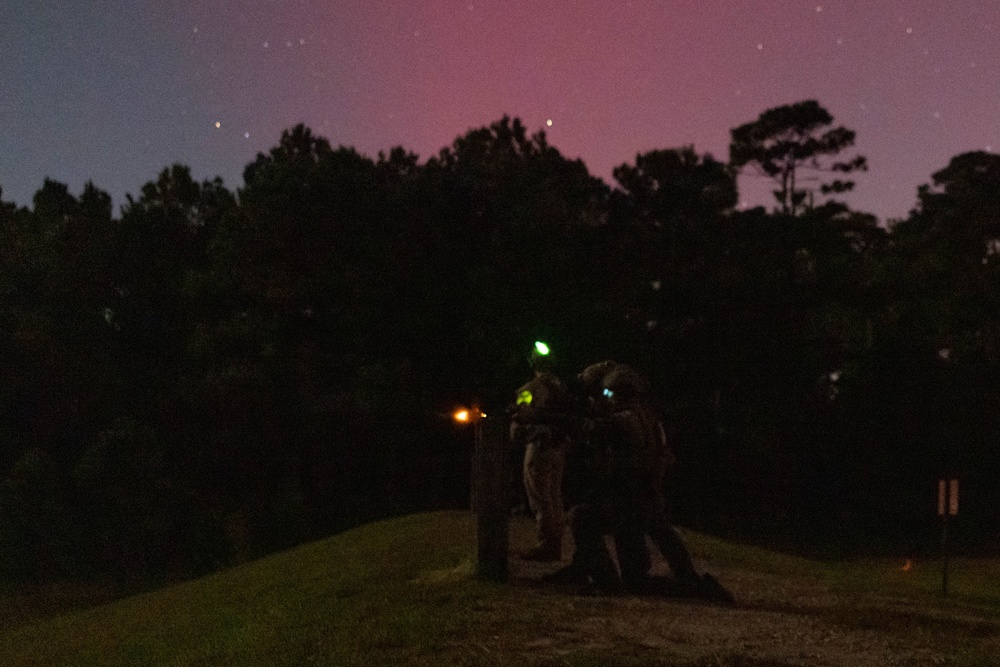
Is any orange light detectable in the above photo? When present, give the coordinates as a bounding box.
[452,407,486,424]
[901,559,913,572]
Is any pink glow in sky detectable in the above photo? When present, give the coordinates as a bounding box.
[4,1,999,223]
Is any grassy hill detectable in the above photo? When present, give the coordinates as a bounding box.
[2,511,1000,666]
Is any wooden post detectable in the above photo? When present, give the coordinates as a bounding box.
[470,419,480,514]
[474,415,509,582]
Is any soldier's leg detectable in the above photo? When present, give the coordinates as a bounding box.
[614,526,653,590]
[569,501,622,594]
[636,484,698,583]
[648,519,735,603]
[548,439,568,542]
[649,523,698,582]
[522,441,542,522]
[611,481,655,592]
[521,440,565,560]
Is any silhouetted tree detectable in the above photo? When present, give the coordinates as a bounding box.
[730,100,867,215]
[416,116,611,401]
[872,152,1000,549]
[11,104,1000,583]
[613,147,737,227]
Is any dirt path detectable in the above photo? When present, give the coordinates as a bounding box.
[492,516,998,666]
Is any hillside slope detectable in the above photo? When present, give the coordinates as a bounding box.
[2,511,1000,666]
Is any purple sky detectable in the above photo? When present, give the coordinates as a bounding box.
[3,1,998,223]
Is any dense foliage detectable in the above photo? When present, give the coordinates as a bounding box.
[1,102,998,583]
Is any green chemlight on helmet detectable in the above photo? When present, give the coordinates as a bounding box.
[534,341,550,356]
[517,390,533,406]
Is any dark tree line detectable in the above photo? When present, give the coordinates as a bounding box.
[1,102,999,584]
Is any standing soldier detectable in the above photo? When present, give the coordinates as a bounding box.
[509,342,574,561]
[572,361,713,597]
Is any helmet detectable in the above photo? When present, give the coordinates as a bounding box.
[579,361,648,398]
[604,364,649,396]
[578,360,617,394]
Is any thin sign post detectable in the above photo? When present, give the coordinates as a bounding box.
[938,478,958,595]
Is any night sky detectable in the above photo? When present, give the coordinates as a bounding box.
[3,1,998,224]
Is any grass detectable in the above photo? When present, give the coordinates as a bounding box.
[2,512,1000,665]
[0,512,484,666]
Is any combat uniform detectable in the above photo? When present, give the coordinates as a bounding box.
[571,362,697,592]
[510,371,573,561]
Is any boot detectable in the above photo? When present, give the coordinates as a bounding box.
[542,561,587,585]
[519,543,562,562]
[696,573,736,605]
